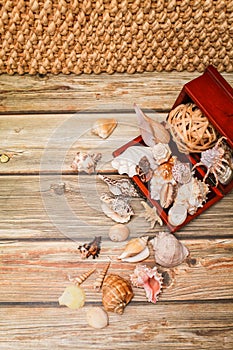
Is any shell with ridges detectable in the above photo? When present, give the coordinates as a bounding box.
[118,236,149,260]
[99,174,139,197]
[69,268,96,285]
[100,193,134,223]
[93,262,111,292]
[151,231,189,267]
[152,143,171,165]
[160,182,177,208]
[102,274,134,314]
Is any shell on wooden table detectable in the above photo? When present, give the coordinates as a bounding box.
[118,236,149,260]
[91,118,117,139]
[93,261,111,292]
[150,231,189,267]
[111,146,157,178]
[98,174,139,197]
[130,264,163,303]
[69,268,96,285]
[108,224,130,242]
[134,104,170,146]
[100,193,134,223]
[102,274,134,314]
[71,151,102,174]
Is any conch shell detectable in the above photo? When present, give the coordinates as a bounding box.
[134,104,170,146]
[102,274,134,314]
[91,118,117,139]
[130,265,163,303]
[99,174,139,197]
[150,231,189,267]
[71,151,102,174]
[118,236,149,261]
[100,193,134,223]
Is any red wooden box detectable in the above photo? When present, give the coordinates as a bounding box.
[113,65,233,233]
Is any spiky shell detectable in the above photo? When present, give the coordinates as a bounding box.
[102,274,134,314]
[151,231,189,267]
[118,236,149,260]
[91,118,117,139]
[71,151,102,174]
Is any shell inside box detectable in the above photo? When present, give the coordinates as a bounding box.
[112,66,233,233]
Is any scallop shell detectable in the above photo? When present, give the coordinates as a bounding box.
[86,307,109,329]
[130,264,163,303]
[172,161,192,184]
[100,193,134,223]
[134,104,170,146]
[151,231,189,267]
[118,236,149,260]
[99,174,139,197]
[108,224,130,242]
[112,146,157,178]
[91,118,117,139]
[71,151,102,174]
[152,143,171,165]
[102,274,134,314]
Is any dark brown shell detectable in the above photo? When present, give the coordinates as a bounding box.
[102,274,134,314]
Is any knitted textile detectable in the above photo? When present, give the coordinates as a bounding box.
[0,0,233,75]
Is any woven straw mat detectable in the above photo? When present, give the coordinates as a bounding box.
[0,0,233,75]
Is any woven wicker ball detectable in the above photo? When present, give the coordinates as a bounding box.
[167,103,217,153]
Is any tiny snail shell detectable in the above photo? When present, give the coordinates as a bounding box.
[86,307,109,329]
[109,224,130,242]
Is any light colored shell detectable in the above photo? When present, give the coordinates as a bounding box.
[99,174,139,197]
[168,204,188,226]
[139,201,163,228]
[111,146,157,178]
[93,262,111,292]
[134,104,170,146]
[69,268,96,285]
[71,151,102,174]
[118,236,149,260]
[160,182,177,208]
[130,264,163,303]
[108,224,130,242]
[102,274,134,314]
[100,193,134,223]
[151,231,189,267]
[86,307,109,329]
[172,161,192,184]
[149,171,167,200]
[58,285,86,309]
[91,118,117,139]
[152,143,171,165]
[120,246,150,263]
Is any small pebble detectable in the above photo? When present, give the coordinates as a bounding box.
[109,224,130,242]
[0,154,10,163]
[86,307,109,329]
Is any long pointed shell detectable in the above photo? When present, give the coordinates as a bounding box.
[102,274,134,314]
[93,262,111,292]
[134,104,170,146]
[151,231,189,267]
[118,236,149,260]
[69,268,96,285]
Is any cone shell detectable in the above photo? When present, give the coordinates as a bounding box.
[118,236,149,260]
[92,118,117,139]
[93,262,111,292]
[69,268,96,285]
[102,274,134,314]
[151,231,189,267]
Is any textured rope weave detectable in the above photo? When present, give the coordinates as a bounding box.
[0,0,233,75]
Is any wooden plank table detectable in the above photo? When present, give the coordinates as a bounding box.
[0,71,233,349]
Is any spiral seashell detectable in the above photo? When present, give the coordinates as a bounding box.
[152,143,171,165]
[99,174,139,197]
[69,268,96,285]
[151,231,189,267]
[93,262,111,292]
[91,118,117,139]
[118,236,149,260]
[102,274,134,314]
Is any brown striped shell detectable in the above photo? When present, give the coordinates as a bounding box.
[102,274,134,314]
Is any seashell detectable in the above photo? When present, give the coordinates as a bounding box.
[118,236,149,260]
[151,231,189,267]
[130,264,163,303]
[91,118,117,139]
[78,236,102,259]
[69,268,96,285]
[160,182,177,208]
[99,174,139,197]
[149,171,167,201]
[112,146,157,178]
[100,193,134,223]
[102,274,134,314]
[139,201,163,228]
[120,246,150,263]
[71,151,102,174]
[109,224,130,242]
[86,307,109,329]
[135,155,154,182]
[93,261,111,292]
[152,143,171,165]
[134,104,170,146]
[157,156,176,181]
[58,284,86,309]
[168,204,188,226]
[172,160,192,184]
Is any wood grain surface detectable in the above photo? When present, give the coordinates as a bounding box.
[0,71,232,350]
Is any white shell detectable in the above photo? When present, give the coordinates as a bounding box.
[86,307,109,329]
[172,161,192,184]
[149,171,167,200]
[100,193,134,223]
[168,204,188,226]
[108,224,130,242]
[118,236,149,260]
[120,246,150,263]
[112,146,157,178]
[152,143,171,165]
[99,174,139,197]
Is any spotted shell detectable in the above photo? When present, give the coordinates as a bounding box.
[172,161,192,184]
[102,274,134,314]
[100,193,134,223]
[71,151,102,174]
